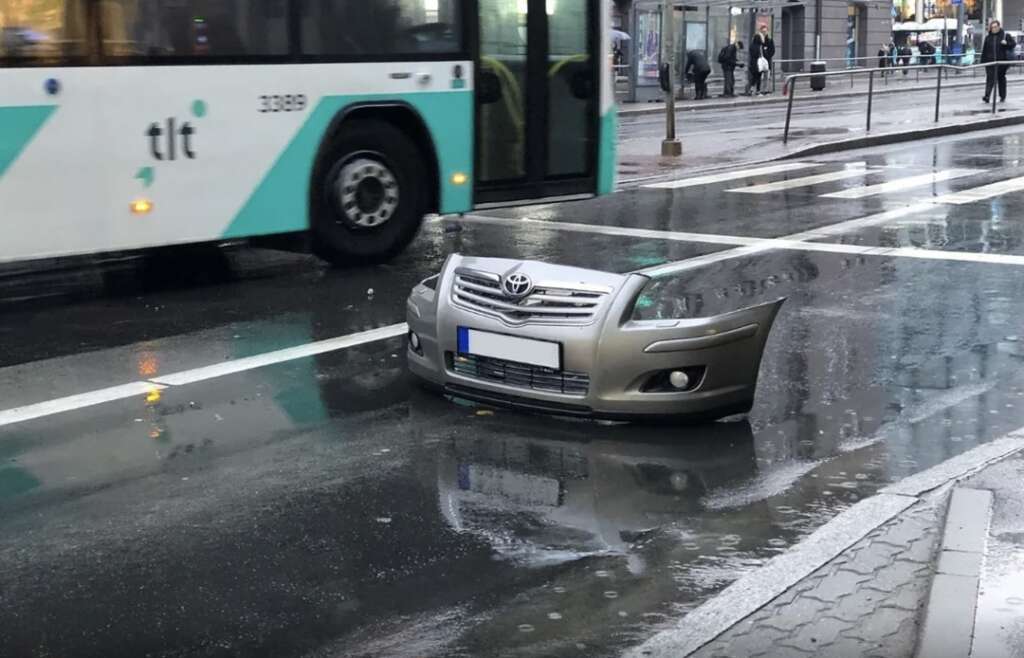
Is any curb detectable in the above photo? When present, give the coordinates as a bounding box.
[777,113,1024,160]
[625,432,1024,658]
[618,77,1024,117]
[914,487,994,658]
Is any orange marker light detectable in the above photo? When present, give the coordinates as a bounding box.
[131,198,154,215]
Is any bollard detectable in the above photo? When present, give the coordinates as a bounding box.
[866,71,874,132]
[992,73,998,115]
[784,81,796,144]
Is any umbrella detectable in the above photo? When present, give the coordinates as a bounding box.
[611,29,632,48]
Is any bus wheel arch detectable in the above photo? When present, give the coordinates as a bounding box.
[309,105,440,266]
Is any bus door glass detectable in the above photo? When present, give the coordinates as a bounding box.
[475,0,596,203]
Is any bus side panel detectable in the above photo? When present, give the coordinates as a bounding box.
[0,71,108,262]
[597,0,617,197]
[223,88,474,241]
[0,61,472,264]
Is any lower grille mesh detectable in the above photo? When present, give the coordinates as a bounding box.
[448,353,590,396]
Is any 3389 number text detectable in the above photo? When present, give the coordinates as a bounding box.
[258,94,308,113]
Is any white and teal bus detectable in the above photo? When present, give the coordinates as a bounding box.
[0,0,615,265]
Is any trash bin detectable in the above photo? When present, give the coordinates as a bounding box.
[810,61,827,91]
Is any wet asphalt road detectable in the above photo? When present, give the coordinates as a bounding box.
[4,129,1024,657]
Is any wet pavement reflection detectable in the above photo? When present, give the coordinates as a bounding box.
[4,129,1024,656]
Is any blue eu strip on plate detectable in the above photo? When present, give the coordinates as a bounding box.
[457,326,469,354]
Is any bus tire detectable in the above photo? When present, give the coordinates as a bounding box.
[310,119,427,266]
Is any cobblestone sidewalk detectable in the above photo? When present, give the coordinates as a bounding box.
[691,499,945,658]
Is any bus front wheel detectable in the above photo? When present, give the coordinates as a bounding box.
[311,119,427,265]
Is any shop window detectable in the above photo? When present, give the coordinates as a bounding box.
[0,0,87,60]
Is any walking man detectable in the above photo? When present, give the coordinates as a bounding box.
[685,49,712,100]
[718,39,742,96]
[982,20,1016,103]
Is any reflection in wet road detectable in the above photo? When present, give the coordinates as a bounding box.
[3,130,1024,656]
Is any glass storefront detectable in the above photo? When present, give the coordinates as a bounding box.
[623,1,797,101]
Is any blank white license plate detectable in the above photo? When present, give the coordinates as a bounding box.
[457,327,561,370]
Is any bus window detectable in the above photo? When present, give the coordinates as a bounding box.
[547,0,592,177]
[100,0,288,57]
[476,0,527,182]
[299,0,462,56]
[0,0,87,61]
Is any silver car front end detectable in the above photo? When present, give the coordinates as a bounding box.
[406,255,784,421]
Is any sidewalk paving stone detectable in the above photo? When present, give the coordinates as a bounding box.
[690,500,944,658]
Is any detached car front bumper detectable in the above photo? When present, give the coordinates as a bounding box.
[406,255,784,421]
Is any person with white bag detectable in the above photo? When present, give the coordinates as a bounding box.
[744,23,776,96]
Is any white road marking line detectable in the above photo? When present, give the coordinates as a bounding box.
[150,323,408,386]
[636,203,938,277]
[728,165,877,194]
[820,168,981,199]
[783,202,940,239]
[643,162,818,189]
[0,382,166,429]
[933,174,1024,204]
[0,325,409,429]
[883,247,1024,267]
[458,215,762,246]
[458,203,1024,276]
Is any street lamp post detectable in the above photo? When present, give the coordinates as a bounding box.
[662,2,682,156]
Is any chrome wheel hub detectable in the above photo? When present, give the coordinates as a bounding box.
[336,158,399,228]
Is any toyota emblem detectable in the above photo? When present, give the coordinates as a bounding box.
[502,272,533,298]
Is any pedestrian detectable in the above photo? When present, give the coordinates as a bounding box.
[717,39,743,97]
[745,24,776,95]
[684,49,711,100]
[898,43,912,74]
[918,40,936,66]
[878,43,890,75]
[982,20,1016,103]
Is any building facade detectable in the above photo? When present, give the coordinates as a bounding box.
[616,0,903,101]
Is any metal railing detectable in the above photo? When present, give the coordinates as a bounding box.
[782,61,1024,144]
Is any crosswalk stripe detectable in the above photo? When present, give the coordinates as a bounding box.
[728,164,877,194]
[933,175,1024,204]
[820,169,982,199]
[643,162,818,189]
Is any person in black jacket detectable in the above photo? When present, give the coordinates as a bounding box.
[878,43,891,75]
[718,39,743,96]
[744,24,776,95]
[918,40,936,66]
[982,20,1016,103]
[685,49,712,99]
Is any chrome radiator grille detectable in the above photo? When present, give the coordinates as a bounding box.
[451,270,607,325]
[448,353,590,396]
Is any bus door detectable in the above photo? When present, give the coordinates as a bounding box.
[474,0,598,204]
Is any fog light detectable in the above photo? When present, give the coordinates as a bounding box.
[669,370,690,390]
[409,331,421,351]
